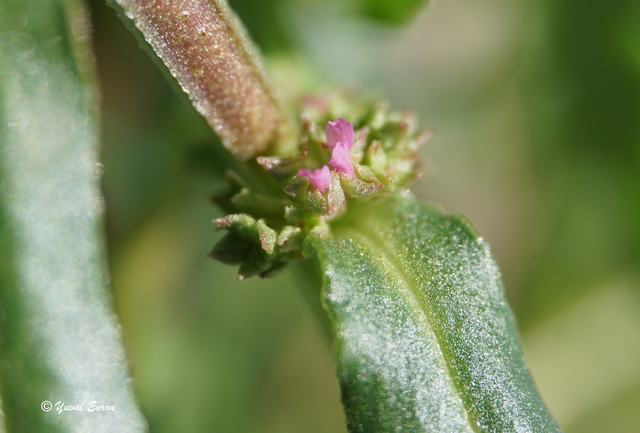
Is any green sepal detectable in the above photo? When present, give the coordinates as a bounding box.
[284,205,304,225]
[214,213,257,237]
[327,171,346,217]
[210,170,247,214]
[257,148,308,182]
[237,246,272,280]
[365,140,389,178]
[350,127,369,164]
[340,171,383,198]
[254,219,277,256]
[227,188,288,224]
[214,214,277,256]
[302,224,329,257]
[277,226,304,252]
[305,182,329,214]
[284,175,309,203]
[208,232,253,265]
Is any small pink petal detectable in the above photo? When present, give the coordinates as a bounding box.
[298,165,331,193]
[329,141,355,178]
[326,118,354,150]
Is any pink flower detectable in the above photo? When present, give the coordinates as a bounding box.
[298,165,331,193]
[298,119,356,190]
[326,118,354,150]
[326,119,355,177]
[329,141,355,177]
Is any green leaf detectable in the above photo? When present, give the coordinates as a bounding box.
[354,0,427,25]
[0,0,147,431]
[316,191,561,432]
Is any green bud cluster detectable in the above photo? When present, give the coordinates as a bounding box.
[210,95,431,279]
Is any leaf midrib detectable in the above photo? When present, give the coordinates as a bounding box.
[340,222,480,433]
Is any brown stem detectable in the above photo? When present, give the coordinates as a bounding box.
[115,0,295,159]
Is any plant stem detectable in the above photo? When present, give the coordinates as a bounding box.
[113,0,296,159]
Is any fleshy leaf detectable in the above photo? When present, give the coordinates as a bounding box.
[315,192,561,432]
[0,0,147,431]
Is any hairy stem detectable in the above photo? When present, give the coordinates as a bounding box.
[113,0,296,159]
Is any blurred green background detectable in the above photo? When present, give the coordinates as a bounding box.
[89,0,640,431]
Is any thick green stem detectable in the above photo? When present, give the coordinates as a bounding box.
[113,0,296,159]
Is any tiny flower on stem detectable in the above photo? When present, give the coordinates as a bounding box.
[326,119,355,177]
[326,118,354,149]
[298,165,331,193]
[329,142,355,177]
[298,119,356,191]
